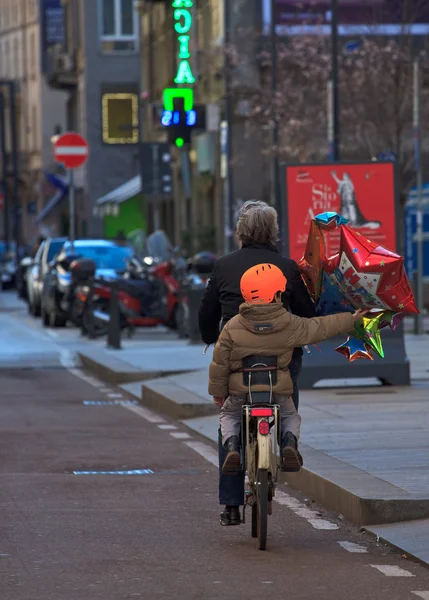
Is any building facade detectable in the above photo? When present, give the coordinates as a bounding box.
[138,0,267,255]
[0,0,68,245]
[45,0,142,239]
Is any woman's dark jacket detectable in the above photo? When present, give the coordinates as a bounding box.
[198,241,316,354]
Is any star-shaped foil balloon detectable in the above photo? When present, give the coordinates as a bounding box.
[323,226,419,314]
[316,272,355,316]
[298,220,326,303]
[352,310,388,358]
[314,212,349,230]
[335,337,374,362]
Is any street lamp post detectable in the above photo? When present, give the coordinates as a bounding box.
[330,0,340,161]
[223,0,234,253]
[413,57,424,334]
[271,0,283,241]
[0,92,10,252]
[0,80,20,250]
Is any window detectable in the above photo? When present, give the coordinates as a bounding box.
[100,0,137,52]
[101,92,139,144]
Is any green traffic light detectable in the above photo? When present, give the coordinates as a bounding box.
[175,137,185,148]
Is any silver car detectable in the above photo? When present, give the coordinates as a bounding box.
[27,238,66,317]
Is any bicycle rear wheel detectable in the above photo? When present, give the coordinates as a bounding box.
[257,469,268,551]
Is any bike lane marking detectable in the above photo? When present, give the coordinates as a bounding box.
[170,432,191,439]
[338,541,368,553]
[184,441,218,467]
[412,592,429,599]
[274,489,339,530]
[370,565,415,577]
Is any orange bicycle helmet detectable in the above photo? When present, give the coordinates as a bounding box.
[240,263,287,304]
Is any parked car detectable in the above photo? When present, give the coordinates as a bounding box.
[0,241,17,290]
[26,237,67,316]
[42,239,132,327]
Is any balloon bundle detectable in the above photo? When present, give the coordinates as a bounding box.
[298,212,419,362]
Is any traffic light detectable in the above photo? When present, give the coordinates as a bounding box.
[160,93,206,147]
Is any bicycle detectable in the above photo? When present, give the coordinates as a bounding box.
[240,354,281,551]
[204,345,281,551]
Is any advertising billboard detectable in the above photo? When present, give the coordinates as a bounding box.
[284,161,397,262]
[274,0,429,36]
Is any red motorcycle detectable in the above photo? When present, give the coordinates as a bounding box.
[75,232,181,336]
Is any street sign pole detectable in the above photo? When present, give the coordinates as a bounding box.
[152,143,160,230]
[53,132,89,243]
[413,57,424,334]
[69,168,75,242]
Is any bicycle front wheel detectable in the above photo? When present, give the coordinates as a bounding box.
[257,469,268,551]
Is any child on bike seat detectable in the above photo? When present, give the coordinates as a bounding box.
[209,263,367,474]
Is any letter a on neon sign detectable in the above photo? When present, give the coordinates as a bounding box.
[174,60,195,84]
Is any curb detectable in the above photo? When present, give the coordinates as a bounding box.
[78,352,160,385]
[78,352,429,529]
[279,450,429,527]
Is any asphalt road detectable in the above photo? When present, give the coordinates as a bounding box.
[1,365,429,600]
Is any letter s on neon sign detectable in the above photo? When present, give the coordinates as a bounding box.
[174,9,192,34]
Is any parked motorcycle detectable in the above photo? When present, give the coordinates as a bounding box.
[74,234,182,336]
[176,252,217,338]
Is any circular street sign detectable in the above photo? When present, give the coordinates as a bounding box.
[53,132,89,169]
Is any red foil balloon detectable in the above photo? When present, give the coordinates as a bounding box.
[323,227,419,314]
[298,221,326,303]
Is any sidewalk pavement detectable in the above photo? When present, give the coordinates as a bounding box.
[3,291,429,565]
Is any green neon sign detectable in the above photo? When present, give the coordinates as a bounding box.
[163,88,194,111]
[172,0,195,85]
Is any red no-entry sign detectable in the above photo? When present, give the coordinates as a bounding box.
[53,132,89,169]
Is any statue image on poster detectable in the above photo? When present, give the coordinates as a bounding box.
[330,171,381,230]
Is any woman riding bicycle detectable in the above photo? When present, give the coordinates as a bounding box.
[198,200,316,527]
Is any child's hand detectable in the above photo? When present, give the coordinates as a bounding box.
[352,309,370,322]
[213,396,225,408]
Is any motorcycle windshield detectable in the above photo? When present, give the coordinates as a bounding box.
[146,231,172,262]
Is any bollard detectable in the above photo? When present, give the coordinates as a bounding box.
[107,280,121,349]
[186,287,204,345]
[82,277,96,339]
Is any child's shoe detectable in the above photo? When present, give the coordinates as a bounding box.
[221,435,241,474]
[280,432,303,472]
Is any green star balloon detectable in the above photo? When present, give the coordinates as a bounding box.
[352,311,388,359]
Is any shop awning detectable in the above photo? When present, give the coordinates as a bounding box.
[96,175,142,205]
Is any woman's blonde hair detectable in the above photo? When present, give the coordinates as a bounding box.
[236,200,279,246]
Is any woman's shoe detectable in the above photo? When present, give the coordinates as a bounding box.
[220,505,241,526]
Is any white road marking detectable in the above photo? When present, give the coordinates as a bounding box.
[45,330,59,339]
[170,432,191,439]
[412,593,429,599]
[158,424,177,430]
[69,368,103,388]
[184,441,218,467]
[122,403,166,424]
[338,541,368,553]
[107,393,123,399]
[274,490,339,530]
[370,565,415,577]
[59,350,78,368]
[100,388,112,393]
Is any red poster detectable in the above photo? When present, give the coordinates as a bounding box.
[285,162,397,262]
